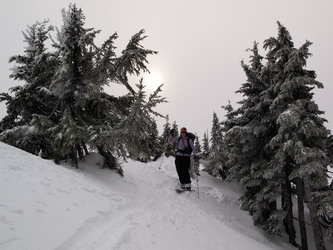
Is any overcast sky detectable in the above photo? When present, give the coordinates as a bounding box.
[1,0,333,139]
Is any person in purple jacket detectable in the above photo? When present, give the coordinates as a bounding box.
[168,127,198,191]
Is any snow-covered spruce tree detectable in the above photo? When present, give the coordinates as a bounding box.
[43,5,104,167]
[226,22,331,249]
[1,4,162,172]
[160,115,173,157]
[225,41,267,182]
[170,121,179,154]
[172,121,179,136]
[224,41,281,234]
[264,22,330,249]
[194,135,202,154]
[201,132,209,158]
[210,112,223,157]
[0,21,58,157]
[162,118,179,157]
[161,115,171,142]
[150,120,163,161]
[205,112,226,177]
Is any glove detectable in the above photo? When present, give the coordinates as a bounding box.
[170,129,176,136]
[193,155,199,162]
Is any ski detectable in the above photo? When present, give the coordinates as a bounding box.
[175,188,195,193]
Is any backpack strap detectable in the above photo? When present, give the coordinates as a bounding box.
[188,137,193,153]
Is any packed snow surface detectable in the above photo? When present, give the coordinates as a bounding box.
[0,142,320,250]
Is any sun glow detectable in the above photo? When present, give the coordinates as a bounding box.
[144,71,163,91]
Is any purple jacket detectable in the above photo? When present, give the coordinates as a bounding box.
[168,135,196,157]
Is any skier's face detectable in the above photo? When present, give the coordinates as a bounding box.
[181,132,186,138]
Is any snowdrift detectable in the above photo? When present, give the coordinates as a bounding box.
[0,141,302,250]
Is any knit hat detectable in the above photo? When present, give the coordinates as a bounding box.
[180,127,187,133]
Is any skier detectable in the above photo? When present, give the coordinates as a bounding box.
[168,127,198,191]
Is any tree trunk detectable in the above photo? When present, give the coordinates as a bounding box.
[97,146,116,169]
[71,150,78,168]
[77,143,84,161]
[97,146,123,176]
[282,164,298,247]
[303,176,327,250]
[295,177,308,250]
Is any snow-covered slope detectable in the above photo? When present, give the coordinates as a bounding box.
[0,142,300,250]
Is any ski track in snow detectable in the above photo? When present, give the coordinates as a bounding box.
[0,142,301,250]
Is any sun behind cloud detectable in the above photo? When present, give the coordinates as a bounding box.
[144,71,163,91]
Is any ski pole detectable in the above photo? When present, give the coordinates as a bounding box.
[158,153,165,169]
[196,172,199,199]
[197,175,200,199]
[194,161,200,198]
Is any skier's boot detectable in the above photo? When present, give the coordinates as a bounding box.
[183,183,191,191]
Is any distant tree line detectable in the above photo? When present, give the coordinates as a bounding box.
[204,22,333,250]
[0,4,166,174]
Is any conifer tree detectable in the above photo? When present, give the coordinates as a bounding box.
[172,121,178,136]
[202,132,209,158]
[194,135,202,154]
[161,115,173,157]
[264,22,330,249]
[0,4,163,172]
[45,5,102,167]
[161,115,171,142]
[0,21,58,156]
[225,41,277,230]
[224,22,331,249]
[150,120,162,161]
[210,112,223,157]
[206,112,225,177]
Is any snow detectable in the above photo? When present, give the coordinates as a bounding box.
[0,141,322,250]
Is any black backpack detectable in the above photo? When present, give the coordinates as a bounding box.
[178,132,196,154]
